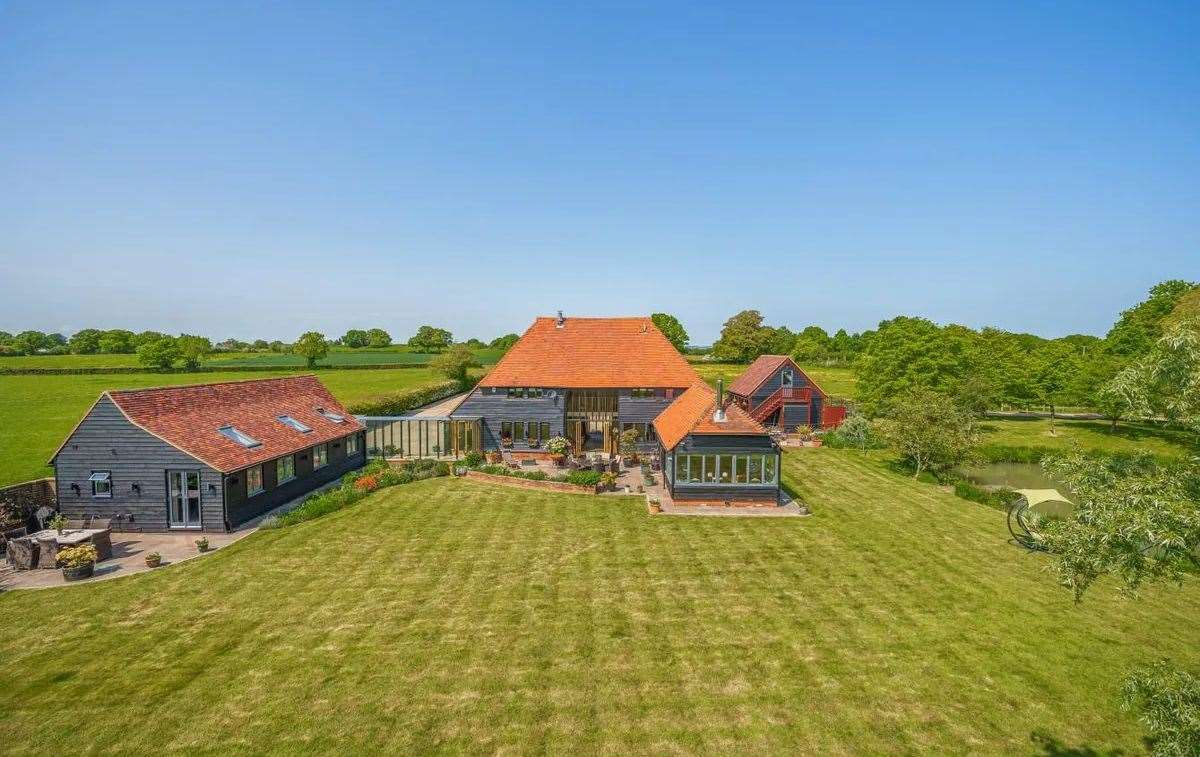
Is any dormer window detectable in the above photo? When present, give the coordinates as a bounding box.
[218,425,261,448]
[316,408,345,424]
[277,415,312,433]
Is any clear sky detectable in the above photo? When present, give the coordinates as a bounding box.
[1,1,1196,344]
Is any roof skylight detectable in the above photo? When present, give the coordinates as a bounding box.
[316,408,345,424]
[218,425,261,448]
[277,415,312,433]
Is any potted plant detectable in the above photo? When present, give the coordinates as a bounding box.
[545,435,571,466]
[500,435,514,448]
[487,450,503,464]
[600,471,617,492]
[618,428,640,465]
[648,495,662,513]
[144,551,162,568]
[57,544,98,581]
[49,512,67,534]
[195,536,210,553]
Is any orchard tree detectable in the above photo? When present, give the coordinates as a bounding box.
[292,332,329,368]
[407,326,452,353]
[135,337,180,369]
[835,413,878,451]
[1038,451,1200,755]
[341,329,370,348]
[177,335,213,370]
[68,329,103,354]
[875,389,976,478]
[650,313,689,352]
[367,328,391,348]
[429,344,480,385]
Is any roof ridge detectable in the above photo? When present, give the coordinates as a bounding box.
[108,373,318,397]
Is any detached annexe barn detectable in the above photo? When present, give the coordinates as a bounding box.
[50,375,366,532]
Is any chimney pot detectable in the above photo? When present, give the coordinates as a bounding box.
[556,310,565,327]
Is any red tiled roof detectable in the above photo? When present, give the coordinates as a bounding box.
[103,375,364,473]
[727,355,829,399]
[478,316,700,389]
[727,355,790,397]
[653,382,769,451]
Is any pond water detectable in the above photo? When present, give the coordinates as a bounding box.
[959,462,1066,491]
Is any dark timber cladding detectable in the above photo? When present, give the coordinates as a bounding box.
[50,375,367,531]
[453,387,565,451]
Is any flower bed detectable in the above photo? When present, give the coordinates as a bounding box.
[267,458,450,528]
[463,470,600,495]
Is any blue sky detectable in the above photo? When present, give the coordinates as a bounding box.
[1,1,1196,344]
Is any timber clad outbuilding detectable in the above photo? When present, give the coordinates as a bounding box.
[450,314,786,506]
[726,355,845,430]
[50,375,365,532]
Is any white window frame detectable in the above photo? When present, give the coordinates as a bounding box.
[313,443,328,469]
[89,470,112,498]
[346,433,360,455]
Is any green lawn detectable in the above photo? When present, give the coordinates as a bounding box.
[978,418,1197,459]
[0,451,1193,752]
[692,362,858,399]
[0,369,449,487]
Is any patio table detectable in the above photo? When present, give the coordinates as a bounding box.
[30,529,111,569]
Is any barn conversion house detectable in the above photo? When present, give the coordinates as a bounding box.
[50,375,366,532]
[450,314,793,506]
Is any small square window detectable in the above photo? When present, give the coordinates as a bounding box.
[246,465,264,496]
[89,471,112,498]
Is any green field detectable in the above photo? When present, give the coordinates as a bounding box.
[0,369,449,487]
[1,451,1194,752]
[0,347,504,370]
[691,362,858,399]
[978,418,1197,459]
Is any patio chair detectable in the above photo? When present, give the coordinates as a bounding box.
[35,536,60,569]
[6,537,38,570]
[89,530,113,562]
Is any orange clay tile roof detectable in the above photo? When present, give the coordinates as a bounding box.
[98,375,363,473]
[653,382,769,451]
[478,316,700,389]
[727,355,829,398]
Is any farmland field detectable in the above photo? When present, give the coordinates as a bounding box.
[978,417,1198,459]
[0,451,1195,752]
[0,346,504,370]
[0,368,451,487]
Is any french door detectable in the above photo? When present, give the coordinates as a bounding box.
[166,470,203,529]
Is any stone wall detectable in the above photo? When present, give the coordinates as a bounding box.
[0,477,57,528]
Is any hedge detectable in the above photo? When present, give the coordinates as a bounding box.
[0,362,433,376]
[267,458,449,527]
[345,380,463,416]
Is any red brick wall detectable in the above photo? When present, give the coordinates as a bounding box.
[463,470,597,495]
[0,477,57,527]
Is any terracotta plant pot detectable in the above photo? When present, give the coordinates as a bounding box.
[62,563,94,581]
[145,555,162,568]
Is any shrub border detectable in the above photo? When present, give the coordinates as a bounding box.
[463,470,599,495]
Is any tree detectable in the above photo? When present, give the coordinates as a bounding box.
[135,337,180,369]
[854,317,975,416]
[251,339,270,351]
[45,333,67,348]
[68,329,103,354]
[711,310,776,363]
[1103,319,1200,430]
[489,333,520,351]
[341,329,370,348]
[429,344,479,385]
[176,335,213,370]
[269,341,287,353]
[1106,280,1197,357]
[464,338,486,349]
[98,329,136,354]
[650,313,689,352]
[407,326,452,353]
[1037,451,1200,755]
[134,330,169,347]
[366,328,391,348]
[1030,344,1077,433]
[13,330,46,354]
[292,332,329,368]
[875,389,976,478]
[1120,661,1200,756]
